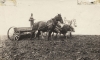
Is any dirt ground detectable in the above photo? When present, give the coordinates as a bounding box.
[0,35,100,60]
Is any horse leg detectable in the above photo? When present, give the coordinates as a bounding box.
[57,33,60,38]
[40,31,44,39]
[69,32,72,37]
[56,33,58,38]
[63,33,67,38]
[48,31,52,40]
[51,32,54,37]
[30,31,33,40]
[44,32,47,36]
[30,31,35,40]
[36,30,41,40]
[33,30,38,39]
[59,33,61,37]
[46,32,48,37]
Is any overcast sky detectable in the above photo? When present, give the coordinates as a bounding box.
[0,0,100,35]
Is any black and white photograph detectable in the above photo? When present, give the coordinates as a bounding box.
[0,0,100,60]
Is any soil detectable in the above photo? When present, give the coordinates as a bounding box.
[0,35,100,60]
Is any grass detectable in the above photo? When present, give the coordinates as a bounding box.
[0,35,100,60]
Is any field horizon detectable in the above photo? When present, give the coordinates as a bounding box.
[0,34,100,41]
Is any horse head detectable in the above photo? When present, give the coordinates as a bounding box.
[57,21,65,28]
[55,14,63,24]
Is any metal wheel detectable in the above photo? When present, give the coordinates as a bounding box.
[7,26,20,41]
[7,26,15,40]
[13,33,20,41]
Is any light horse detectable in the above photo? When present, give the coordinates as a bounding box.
[63,17,77,27]
[30,14,63,40]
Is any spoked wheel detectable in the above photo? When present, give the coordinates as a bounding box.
[13,33,20,41]
[7,27,20,41]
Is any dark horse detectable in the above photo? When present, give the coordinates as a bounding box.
[52,23,75,37]
[30,14,63,40]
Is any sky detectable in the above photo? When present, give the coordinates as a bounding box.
[0,0,100,35]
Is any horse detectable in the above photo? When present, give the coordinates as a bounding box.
[62,18,77,37]
[51,21,64,37]
[52,23,75,38]
[60,24,75,37]
[30,14,63,40]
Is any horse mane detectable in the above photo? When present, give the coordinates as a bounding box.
[52,14,59,21]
